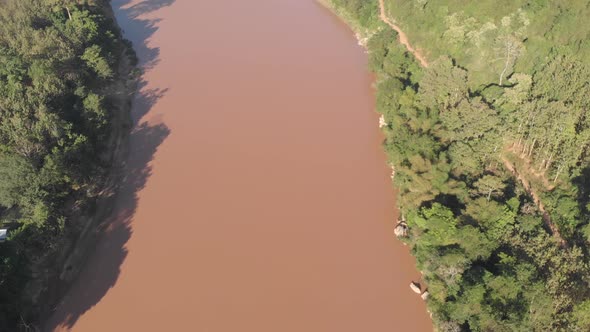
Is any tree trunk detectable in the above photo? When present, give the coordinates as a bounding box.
[528,138,536,157]
[499,55,511,86]
[553,164,563,183]
[546,152,554,170]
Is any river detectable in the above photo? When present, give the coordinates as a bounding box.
[47,0,432,331]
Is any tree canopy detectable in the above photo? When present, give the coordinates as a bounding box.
[0,0,133,329]
[329,0,590,330]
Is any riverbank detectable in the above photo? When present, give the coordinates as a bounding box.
[316,0,382,46]
[323,1,590,331]
[37,38,138,326]
[317,0,428,68]
[320,0,434,327]
[2,2,138,329]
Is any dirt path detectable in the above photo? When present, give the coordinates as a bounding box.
[501,156,566,247]
[378,0,428,67]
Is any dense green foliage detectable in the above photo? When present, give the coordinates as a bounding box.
[384,0,590,87]
[0,0,132,329]
[329,0,590,330]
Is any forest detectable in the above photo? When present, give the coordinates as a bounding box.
[0,0,134,329]
[326,0,590,331]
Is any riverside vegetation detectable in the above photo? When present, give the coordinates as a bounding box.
[0,0,136,329]
[326,0,590,331]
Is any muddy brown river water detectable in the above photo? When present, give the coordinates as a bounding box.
[47,0,432,331]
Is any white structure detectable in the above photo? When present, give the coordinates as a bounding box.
[394,222,409,238]
[0,229,7,242]
[379,114,387,128]
[410,282,421,294]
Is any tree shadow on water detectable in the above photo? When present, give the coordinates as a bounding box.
[44,120,170,332]
[43,0,175,330]
[114,0,177,71]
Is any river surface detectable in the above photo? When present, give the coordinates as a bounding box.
[47,0,432,331]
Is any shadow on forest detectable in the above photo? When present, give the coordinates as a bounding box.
[44,0,175,330]
[573,166,590,221]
